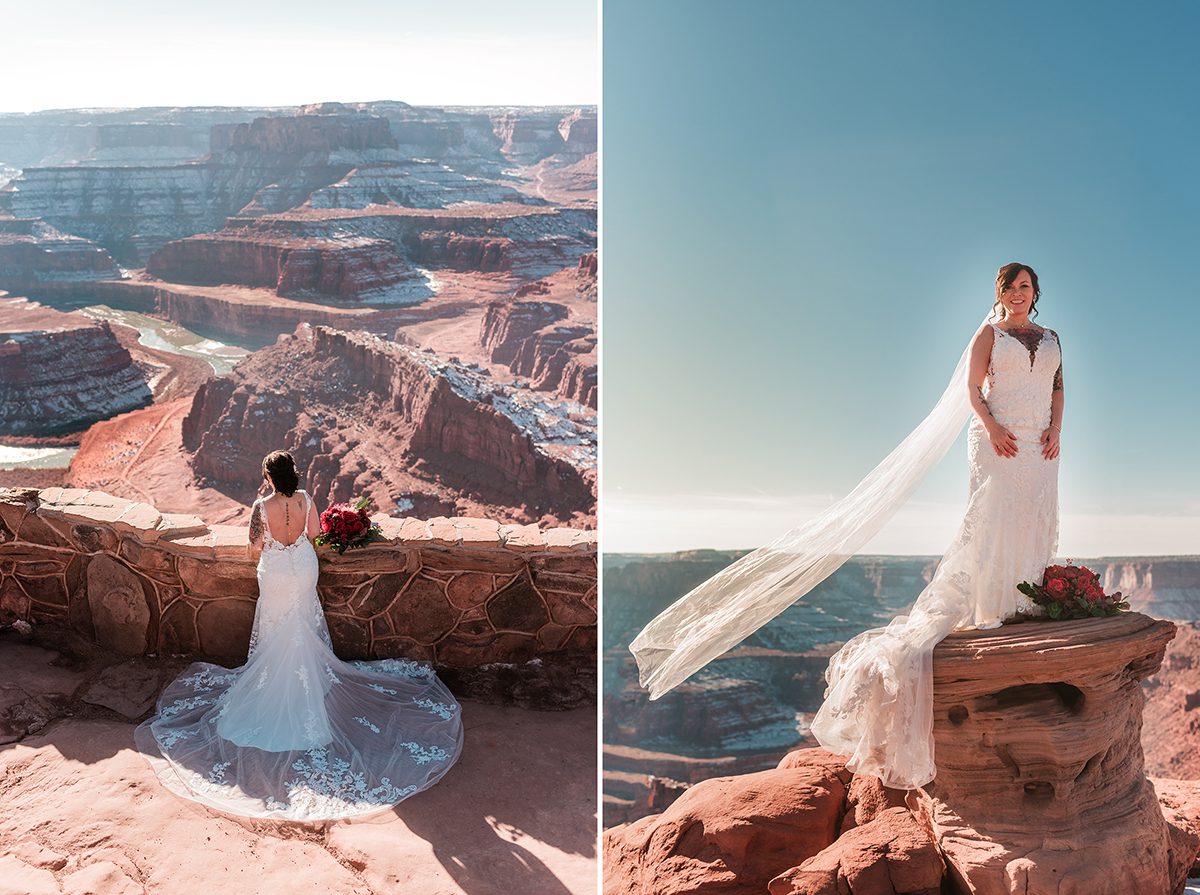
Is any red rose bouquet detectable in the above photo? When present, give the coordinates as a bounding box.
[1017,563,1129,620]
[315,496,383,554]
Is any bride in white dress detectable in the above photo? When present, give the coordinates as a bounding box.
[135,451,464,821]
[631,263,1064,790]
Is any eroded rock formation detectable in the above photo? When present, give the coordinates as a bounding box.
[0,296,152,436]
[0,103,596,266]
[0,218,121,292]
[146,231,414,299]
[604,614,1198,895]
[181,324,595,525]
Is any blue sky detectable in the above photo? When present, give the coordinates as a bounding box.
[602,0,1200,555]
[2,1,597,110]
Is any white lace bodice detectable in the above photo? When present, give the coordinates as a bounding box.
[980,324,1061,439]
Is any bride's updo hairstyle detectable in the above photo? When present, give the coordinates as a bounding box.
[262,450,299,497]
[990,262,1041,322]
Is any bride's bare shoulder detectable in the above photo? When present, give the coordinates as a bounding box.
[971,322,997,347]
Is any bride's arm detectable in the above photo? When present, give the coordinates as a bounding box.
[1042,334,1064,459]
[306,495,321,541]
[967,325,1017,457]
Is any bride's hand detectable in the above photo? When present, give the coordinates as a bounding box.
[1041,426,1061,460]
[987,424,1018,458]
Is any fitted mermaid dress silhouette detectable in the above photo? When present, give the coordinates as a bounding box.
[809,324,1062,789]
[135,490,464,821]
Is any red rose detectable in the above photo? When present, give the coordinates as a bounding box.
[1047,578,1068,596]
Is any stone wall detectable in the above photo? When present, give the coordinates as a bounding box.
[0,488,595,672]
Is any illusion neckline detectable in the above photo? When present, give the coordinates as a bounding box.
[990,322,1054,368]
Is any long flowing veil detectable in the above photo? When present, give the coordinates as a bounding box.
[630,320,982,699]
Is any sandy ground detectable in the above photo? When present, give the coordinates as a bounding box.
[0,636,598,895]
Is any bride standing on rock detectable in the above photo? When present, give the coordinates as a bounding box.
[135,450,463,820]
[631,262,1064,789]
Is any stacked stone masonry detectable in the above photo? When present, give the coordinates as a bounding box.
[0,487,596,669]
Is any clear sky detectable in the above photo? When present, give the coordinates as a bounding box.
[602,0,1200,555]
[1,1,597,111]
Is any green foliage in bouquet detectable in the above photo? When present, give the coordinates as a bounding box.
[1017,563,1130,620]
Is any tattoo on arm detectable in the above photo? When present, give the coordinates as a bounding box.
[975,385,996,421]
[1053,363,1063,392]
[249,502,264,544]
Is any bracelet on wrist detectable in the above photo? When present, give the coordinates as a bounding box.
[1050,423,1061,432]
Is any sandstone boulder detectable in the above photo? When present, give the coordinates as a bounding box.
[768,807,943,895]
[603,756,850,895]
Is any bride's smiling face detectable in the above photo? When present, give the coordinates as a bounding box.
[998,269,1035,321]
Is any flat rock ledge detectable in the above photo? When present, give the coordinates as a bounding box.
[0,487,596,708]
[603,613,1200,895]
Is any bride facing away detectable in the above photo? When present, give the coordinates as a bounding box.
[630,262,1064,790]
[135,451,464,821]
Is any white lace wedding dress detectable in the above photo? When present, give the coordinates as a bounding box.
[135,490,464,821]
[809,324,1061,788]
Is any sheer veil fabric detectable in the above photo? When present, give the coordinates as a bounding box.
[630,316,1061,788]
[135,490,464,821]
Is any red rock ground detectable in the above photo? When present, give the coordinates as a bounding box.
[0,632,597,895]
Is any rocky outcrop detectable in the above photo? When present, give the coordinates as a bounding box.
[606,616,1200,894]
[922,613,1179,894]
[182,324,595,525]
[0,164,226,265]
[146,231,414,299]
[414,231,513,272]
[481,300,569,362]
[223,107,396,154]
[1102,558,1200,619]
[0,487,595,681]
[307,159,540,210]
[0,297,152,436]
[1144,621,1200,779]
[0,104,595,267]
[558,110,598,160]
[0,218,121,292]
[77,278,378,346]
[480,297,597,408]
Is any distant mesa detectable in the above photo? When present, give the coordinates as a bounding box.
[0,295,151,437]
[0,103,596,266]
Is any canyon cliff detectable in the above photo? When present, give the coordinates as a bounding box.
[180,324,595,526]
[605,614,1200,895]
[0,296,151,436]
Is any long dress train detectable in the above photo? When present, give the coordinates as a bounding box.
[808,324,1061,788]
[134,490,464,821]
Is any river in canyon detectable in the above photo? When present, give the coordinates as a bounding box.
[1,301,251,470]
[76,303,251,374]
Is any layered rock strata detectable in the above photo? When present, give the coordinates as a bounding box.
[604,615,1197,895]
[0,487,595,676]
[0,218,121,292]
[0,296,151,436]
[480,280,597,407]
[924,613,1179,893]
[0,103,595,267]
[181,324,595,524]
[145,231,414,299]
